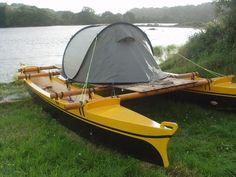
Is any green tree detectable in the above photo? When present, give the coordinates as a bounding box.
[0,3,7,27]
[57,11,74,25]
[73,7,99,24]
[123,12,136,23]
[215,0,236,47]
[101,11,122,23]
[162,0,236,75]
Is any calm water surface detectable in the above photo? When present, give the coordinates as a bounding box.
[0,25,200,83]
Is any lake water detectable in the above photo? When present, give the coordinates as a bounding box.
[0,25,200,83]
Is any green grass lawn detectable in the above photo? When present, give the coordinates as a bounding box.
[0,82,235,177]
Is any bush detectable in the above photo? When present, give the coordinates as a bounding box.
[161,16,236,77]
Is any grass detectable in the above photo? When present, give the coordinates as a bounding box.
[0,82,236,177]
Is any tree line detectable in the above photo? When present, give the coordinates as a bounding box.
[0,3,136,27]
[130,3,215,24]
[0,3,215,27]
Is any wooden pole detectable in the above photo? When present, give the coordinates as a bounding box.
[50,86,110,99]
[64,102,83,110]
[18,71,60,79]
[64,79,211,110]
[116,79,210,101]
[18,65,61,73]
[169,72,199,79]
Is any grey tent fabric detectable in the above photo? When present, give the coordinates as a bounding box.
[63,25,106,79]
[62,23,167,84]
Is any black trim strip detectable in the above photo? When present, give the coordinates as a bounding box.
[81,105,85,117]
[78,108,82,116]
[30,85,172,139]
[185,89,236,98]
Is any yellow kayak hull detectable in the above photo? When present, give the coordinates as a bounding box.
[21,71,178,168]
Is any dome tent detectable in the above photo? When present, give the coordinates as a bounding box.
[62,22,167,84]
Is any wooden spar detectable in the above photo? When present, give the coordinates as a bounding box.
[169,72,199,79]
[50,86,111,99]
[116,79,210,101]
[18,71,60,79]
[64,79,211,110]
[64,102,83,110]
[18,65,61,73]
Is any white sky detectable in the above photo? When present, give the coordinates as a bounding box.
[2,0,213,14]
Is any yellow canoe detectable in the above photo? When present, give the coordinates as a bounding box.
[18,65,178,168]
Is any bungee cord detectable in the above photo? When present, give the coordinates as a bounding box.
[176,53,224,77]
[80,36,98,103]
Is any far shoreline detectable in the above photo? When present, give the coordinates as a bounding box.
[0,22,204,29]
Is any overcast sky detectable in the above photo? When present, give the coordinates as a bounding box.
[2,0,213,14]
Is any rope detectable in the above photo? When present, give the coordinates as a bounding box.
[80,37,98,103]
[177,53,224,77]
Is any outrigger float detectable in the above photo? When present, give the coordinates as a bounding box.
[18,23,236,167]
[166,72,236,110]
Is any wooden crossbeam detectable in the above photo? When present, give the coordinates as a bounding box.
[116,79,210,101]
[64,78,211,110]
[169,72,199,79]
[18,71,60,80]
[50,86,110,99]
[18,65,61,73]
